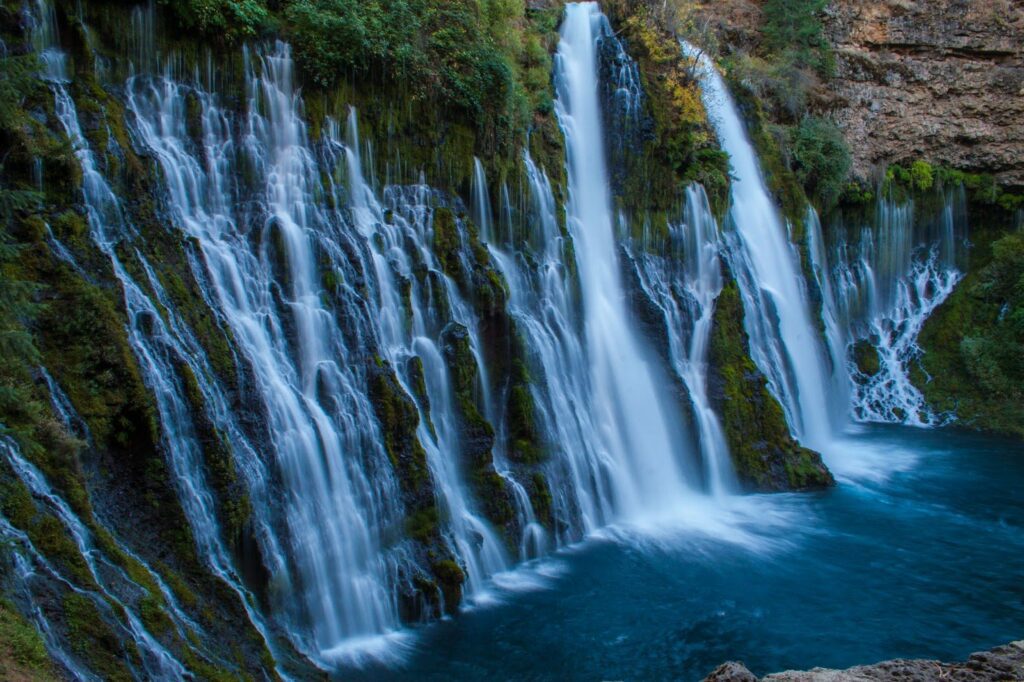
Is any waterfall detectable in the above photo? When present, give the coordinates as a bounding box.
[34,16,293,674]
[336,109,510,603]
[808,192,966,425]
[127,47,419,661]
[629,186,735,497]
[472,157,495,244]
[683,42,839,450]
[488,151,616,538]
[553,3,697,521]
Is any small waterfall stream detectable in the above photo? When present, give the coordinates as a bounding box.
[808,192,967,425]
[630,186,735,497]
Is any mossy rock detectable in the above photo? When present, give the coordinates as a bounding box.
[851,338,881,378]
[0,597,58,681]
[430,559,465,616]
[62,593,137,681]
[915,209,1024,438]
[708,280,834,491]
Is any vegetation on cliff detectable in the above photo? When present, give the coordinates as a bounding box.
[709,0,850,214]
[603,0,730,223]
[915,213,1024,438]
[708,280,834,491]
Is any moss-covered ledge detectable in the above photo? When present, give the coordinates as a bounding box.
[708,280,834,492]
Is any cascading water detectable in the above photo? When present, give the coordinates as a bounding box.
[334,109,510,603]
[683,42,840,450]
[30,8,292,676]
[808,191,967,425]
[553,3,698,521]
[629,186,735,496]
[487,150,617,538]
[18,0,965,675]
[127,46,417,661]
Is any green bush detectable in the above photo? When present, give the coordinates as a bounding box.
[789,115,851,211]
[761,0,833,75]
[160,0,269,41]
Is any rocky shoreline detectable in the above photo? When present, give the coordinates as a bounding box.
[704,640,1024,681]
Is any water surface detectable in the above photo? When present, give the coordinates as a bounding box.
[352,425,1024,680]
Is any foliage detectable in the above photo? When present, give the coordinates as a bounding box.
[726,52,815,122]
[603,1,730,220]
[159,0,269,41]
[761,0,833,75]
[283,0,554,148]
[0,230,40,427]
[0,597,57,680]
[917,223,1024,436]
[789,115,851,211]
[884,162,1024,212]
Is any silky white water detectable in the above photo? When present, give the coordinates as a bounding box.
[630,186,736,496]
[554,3,697,520]
[11,1,987,676]
[683,42,840,450]
[808,192,966,426]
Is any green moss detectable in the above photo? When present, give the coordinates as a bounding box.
[709,280,833,491]
[851,338,881,378]
[916,216,1024,437]
[430,559,464,615]
[602,2,730,225]
[0,597,57,680]
[528,472,553,529]
[883,163,1024,213]
[405,506,440,543]
[431,207,462,281]
[506,364,543,465]
[29,515,95,588]
[369,365,431,490]
[62,593,135,681]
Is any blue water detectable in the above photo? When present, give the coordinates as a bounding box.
[353,424,1024,680]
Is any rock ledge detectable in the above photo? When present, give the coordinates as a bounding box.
[704,640,1024,681]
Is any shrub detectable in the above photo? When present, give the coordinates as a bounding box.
[761,0,833,75]
[789,115,851,210]
[160,0,269,41]
[910,160,934,192]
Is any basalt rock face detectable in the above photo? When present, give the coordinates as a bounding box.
[821,0,1024,187]
[693,0,1024,188]
[704,640,1024,681]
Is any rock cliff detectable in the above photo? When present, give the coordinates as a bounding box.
[696,0,1024,187]
[822,0,1024,187]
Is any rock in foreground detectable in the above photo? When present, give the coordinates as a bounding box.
[705,640,1024,681]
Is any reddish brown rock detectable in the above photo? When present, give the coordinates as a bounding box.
[821,0,1024,187]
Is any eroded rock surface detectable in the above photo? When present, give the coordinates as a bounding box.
[704,640,1024,681]
[822,0,1024,186]
[695,0,1024,187]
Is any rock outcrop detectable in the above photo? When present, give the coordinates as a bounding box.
[704,640,1024,681]
[822,0,1024,187]
[695,0,1024,188]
